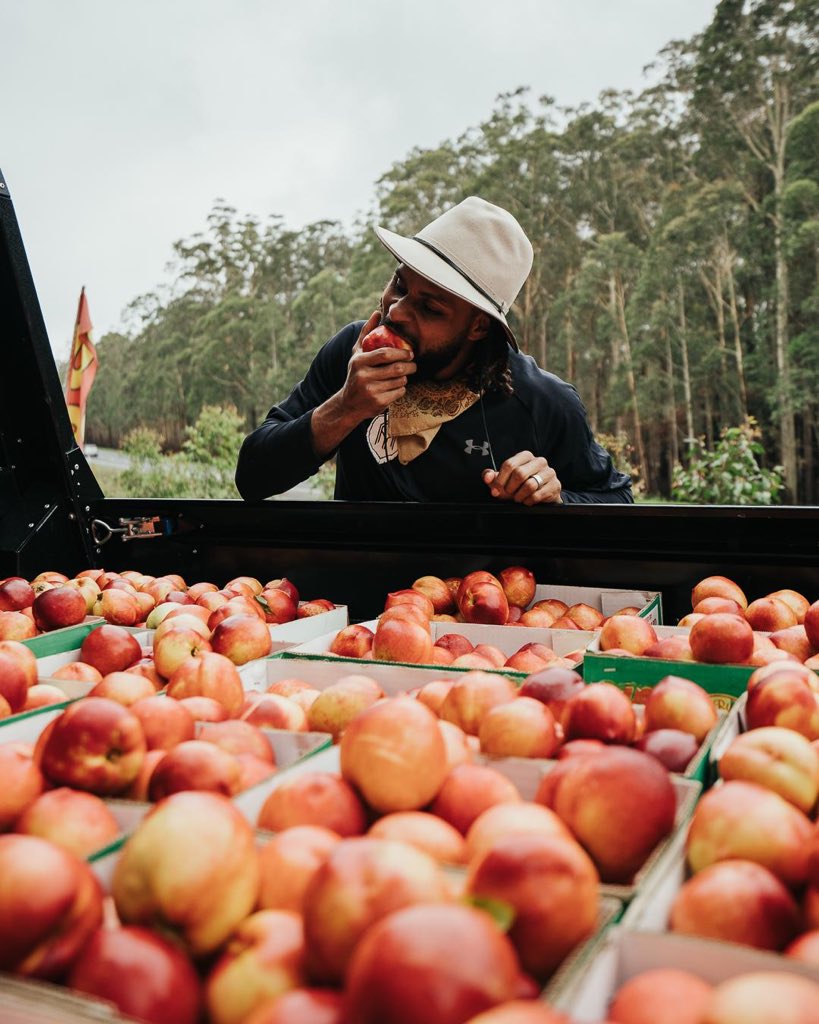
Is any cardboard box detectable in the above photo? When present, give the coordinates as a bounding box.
[280,618,592,676]
[19,618,104,658]
[583,626,751,709]
[550,926,819,1021]
[0,974,132,1024]
[529,583,663,624]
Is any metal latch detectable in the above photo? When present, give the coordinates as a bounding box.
[91,516,166,545]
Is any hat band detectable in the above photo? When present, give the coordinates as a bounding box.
[412,236,506,315]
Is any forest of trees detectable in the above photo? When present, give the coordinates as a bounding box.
[85,0,819,503]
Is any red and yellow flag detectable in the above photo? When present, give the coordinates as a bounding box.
[65,287,98,448]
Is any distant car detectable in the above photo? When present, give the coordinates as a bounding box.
[84,443,99,458]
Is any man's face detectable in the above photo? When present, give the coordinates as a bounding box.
[379,265,488,381]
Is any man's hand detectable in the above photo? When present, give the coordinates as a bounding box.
[340,311,416,421]
[482,451,563,506]
[309,312,416,461]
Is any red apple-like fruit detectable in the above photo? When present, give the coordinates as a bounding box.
[745,596,799,632]
[431,762,522,835]
[412,575,456,615]
[360,324,414,354]
[745,671,819,739]
[702,971,819,1024]
[598,615,657,655]
[564,682,636,744]
[257,772,368,836]
[459,580,510,626]
[112,791,260,956]
[369,811,467,865]
[719,726,819,813]
[0,577,35,611]
[241,988,344,1024]
[344,903,532,1024]
[89,670,157,706]
[670,859,800,951]
[328,624,374,659]
[607,968,713,1024]
[148,739,242,800]
[636,729,700,774]
[478,697,560,758]
[372,615,433,664]
[68,924,203,1024]
[340,696,448,812]
[685,780,813,887]
[689,613,754,665]
[210,614,273,665]
[40,697,146,795]
[306,676,382,740]
[204,909,307,1024]
[0,742,46,829]
[166,651,245,717]
[32,584,87,631]
[0,833,103,979]
[200,719,275,764]
[466,832,600,979]
[691,575,748,610]
[243,693,308,732]
[465,801,571,864]
[539,746,676,883]
[497,566,536,610]
[0,609,38,640]
[439,671,518,736]
[130,694,197,750]
[14,787,120,858]
[519,666,584,728]
[257,825,341,914]
[80,624,142,676]
[643,675,718,742]
[302,836,450,983]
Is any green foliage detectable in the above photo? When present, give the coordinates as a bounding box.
[118,407,244,499]
[596,432,644,496]
[671,420,785,505]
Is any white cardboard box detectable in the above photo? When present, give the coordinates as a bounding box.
[282,618,594,671]
[551,926,819,1021]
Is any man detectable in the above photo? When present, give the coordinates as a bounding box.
[236,197,632,505]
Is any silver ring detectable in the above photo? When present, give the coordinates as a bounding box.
[529,473,543,489]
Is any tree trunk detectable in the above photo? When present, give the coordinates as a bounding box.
[725,258,748,422]
[773,196,797,500]
[608,275,625,441]
[664,324,678,487]
[677,279,695,454]
[613,271,648,492]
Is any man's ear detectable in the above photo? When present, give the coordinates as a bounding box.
[467,312,491,342]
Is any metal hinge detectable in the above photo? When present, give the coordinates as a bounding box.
[91,516,168,545]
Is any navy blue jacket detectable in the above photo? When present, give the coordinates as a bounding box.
[236,322,633,504]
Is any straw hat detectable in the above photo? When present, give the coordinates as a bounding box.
[375,196,533,350]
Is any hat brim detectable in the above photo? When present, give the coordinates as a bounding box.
[374,224,519,351]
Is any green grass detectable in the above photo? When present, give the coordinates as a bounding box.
[89,464,125,497]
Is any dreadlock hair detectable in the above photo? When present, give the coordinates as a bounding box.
[465,320,514,396]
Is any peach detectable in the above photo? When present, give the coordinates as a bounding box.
[690,575,748,610]
[257,825,341,913]
[257,772,368,836]
[466,832,599,980]
[430,762,521,835]
[598,615,657,655]
[478,697,560,758]
[719,727,819,813]
[686,780,813,887]
[607,968,714,1024]
[340,696,448,813]
[368,811,467,865]
[302,836,450,984]
[643,676,718,742]
[439,671,518,736]
[689,613,754,664]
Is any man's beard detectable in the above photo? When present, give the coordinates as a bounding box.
[381,319,470,381]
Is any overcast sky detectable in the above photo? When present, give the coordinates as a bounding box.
[4,0,718,360]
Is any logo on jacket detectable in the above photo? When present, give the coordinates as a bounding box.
[367,415,397,464]
[464,439,490,457]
